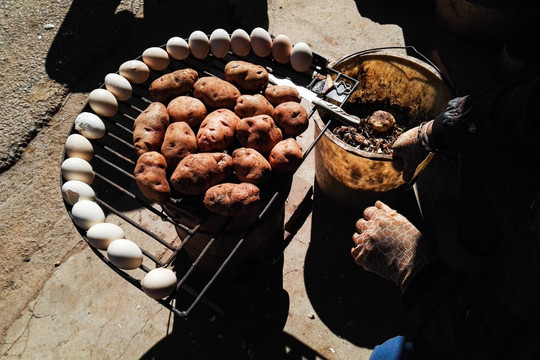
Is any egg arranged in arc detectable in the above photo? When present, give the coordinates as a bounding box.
[107,239,144,270]
[104,73,132,101]
[88,88,118,117]
[119,60,150,84]
[189,30,210,60]
[209,28,231,58]
[141,267,178,299]
[65,134,93,161]
[86,222,125,250]
[142,47,170,71]
[272,34,292,64]
[166,36,190,60]
[74,112,106,139]
[290,42,313,72]
[61,157,94,184]
[250,27,272,57]
[71,200,106,230]
[230,29,251,56]
[61,180,96,206]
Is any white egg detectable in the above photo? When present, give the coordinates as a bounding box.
[272,34,292,64]
[166,36,190,60]
[88,88,118,117]
[290,42,313,72]
[119,60,150,84]
[61,157,94,184]
[209,28,230,58]
[107,239,143,270]
[86,222,125,250]
[61,180,96,205]
[74,112,106,139]
[141,267,178,299]
[65,134,93,161]
[189,30,210,60]
[104,73,132,101]
[230,29,251,56]
[142,47,170,71]
[250,27,272,57]
[71,200,105,230]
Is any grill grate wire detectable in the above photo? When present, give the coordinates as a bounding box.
[61,43,358,318]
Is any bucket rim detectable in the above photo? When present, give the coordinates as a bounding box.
[329,46,457,96]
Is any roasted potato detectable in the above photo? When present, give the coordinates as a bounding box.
[149,68,198,104]
[161,121,198,169]
[232,147,272,185]
[192,76,241,109]
[234,94,274,118]
[236,114,283,155]
[133,102,169,157]
[167,96,207,128]
[224,60,269,93]
[269,138,303,173]
[264,85,301,106]
[197,109,240,152]
[203,182,261,216]
[134,151,171,205]
[170,152,233,195]
[272,101,309,137]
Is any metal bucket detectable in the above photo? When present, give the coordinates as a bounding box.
[314,49,453,209]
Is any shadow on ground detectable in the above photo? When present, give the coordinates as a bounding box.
[45,0,269,92]
[139,255,329,360]
[304,182,422,348]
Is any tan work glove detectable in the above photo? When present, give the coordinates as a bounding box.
[392,120,434,183]
[351,201,433,289]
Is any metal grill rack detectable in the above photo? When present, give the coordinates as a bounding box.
[61,42,359,318]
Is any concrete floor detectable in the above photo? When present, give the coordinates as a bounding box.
[0,0,512,359]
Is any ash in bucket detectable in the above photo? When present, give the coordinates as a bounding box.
[330,99,413,156]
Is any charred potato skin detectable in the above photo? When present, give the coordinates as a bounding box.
[269,138,303,173]
[133,102,170,157]
[224,60,269,93]
[235,114,283,155]
[196,109,240,152]
[149,68,199,104]
[192,76,241,109]
[170,152,234,195]
[161,121,198,169]
[203,182,261,216]
[272,101,309,138]
[264,85,301,106]
[134,151,171,205]
[232,147,272,185]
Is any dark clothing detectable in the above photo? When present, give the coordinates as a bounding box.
[402,76,540,359]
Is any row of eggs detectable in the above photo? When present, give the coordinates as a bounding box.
[62,108,176,300]
[62,28,312,301]
[86,28,313,119]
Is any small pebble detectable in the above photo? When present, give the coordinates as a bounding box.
[43,23,55,30]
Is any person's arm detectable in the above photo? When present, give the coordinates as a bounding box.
[430,76,540,153]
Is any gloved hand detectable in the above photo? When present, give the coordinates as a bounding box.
[351,201,433,289]
[392,120,434,183]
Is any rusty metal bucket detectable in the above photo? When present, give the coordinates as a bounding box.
[314,48,454,209]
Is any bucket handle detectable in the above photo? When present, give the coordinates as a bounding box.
[336,46,458,97]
